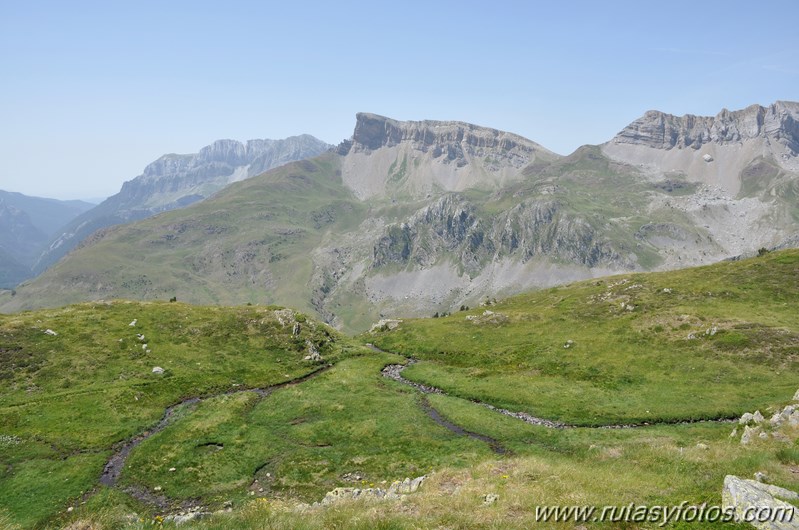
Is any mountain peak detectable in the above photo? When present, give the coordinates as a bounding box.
[340,112,554,156]
[337,113,559,200]
[610,101,799,152]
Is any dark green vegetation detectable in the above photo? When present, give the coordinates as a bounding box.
[372,249,799,426]
[1,251,799,529]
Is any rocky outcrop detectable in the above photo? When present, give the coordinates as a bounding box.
[344,113,543,165]
[34,135,331,274]
[318,475,427,506]
[609,102,799,153]
[372,195,631,275]
[339,113,560,199]
[722,475,799,529]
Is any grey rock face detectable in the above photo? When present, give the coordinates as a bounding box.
[611,101,799,152]
[372,194,631,275]
[344,113,544,169]
[722,475,799,529]
[34,135,331,274]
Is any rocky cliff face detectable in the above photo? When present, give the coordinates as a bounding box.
[610,101,799,153]
[5,104,799,332]
[339,113,560,199]
[119,135,331,208]
[372,195,630,277]
[34,135,331,274]
[602,101,799,196]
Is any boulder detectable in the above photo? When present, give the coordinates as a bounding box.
[741,425,761,445]
[722,475,799,529]
[483,493,499,505]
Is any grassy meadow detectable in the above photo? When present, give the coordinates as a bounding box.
[1,250,798,528]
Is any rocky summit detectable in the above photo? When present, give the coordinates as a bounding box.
[338,113,559,199]
[32,134,331,275]
[3,103,799,332]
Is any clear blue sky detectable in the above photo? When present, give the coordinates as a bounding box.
[1,0,797,199]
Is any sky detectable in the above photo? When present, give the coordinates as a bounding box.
[1,0,797,200]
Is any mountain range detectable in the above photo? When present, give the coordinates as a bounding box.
[2,101,797,331]
[0,191,94,288]
[31,134,332,275]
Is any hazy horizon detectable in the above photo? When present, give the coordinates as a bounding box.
[2,0,797,200]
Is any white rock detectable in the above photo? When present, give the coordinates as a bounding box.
[152,366,165,374]
[740,425,761,445]
[129,319,137,327]
[483,493,499,505]
[44,329,58,336]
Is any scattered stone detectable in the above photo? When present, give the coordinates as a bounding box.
[705,326,718,336]
[483,493,499,505]
[44,329,58,336]
[753,410,765,424]
[759,431,769,440]
[793,389,799,402]
[152,367,165,375]
[292,322,301,336]
[142,344,148,350]
[67,506,73,512]
[663,288,672,293]
[702,154,714,162]
[755,472,769,483]
[164,509,211,526]
[273,309,295,327]
[369,319,402,332]
[741,425,761,445]
[722,475,799,529]
[696,443,709,450]
[169,467,176,472]
[730,428,738,438]
[564,340,574,349]
[320,475,427,505]
[740,412,755,425]
[483,310,494,317]
[136,334,145,341]
[129,319,137,327]
[153,486,162,492]
[303,340,323,362]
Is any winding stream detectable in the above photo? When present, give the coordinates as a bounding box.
[99,364,332,495]
[374,345,737,430]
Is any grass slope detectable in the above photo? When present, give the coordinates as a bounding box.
[3,155,373,330]
[2,251,799,529]
[371,249,799,425]
[0,300,354,527]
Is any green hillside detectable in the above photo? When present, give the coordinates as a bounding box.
[1,251,798,528]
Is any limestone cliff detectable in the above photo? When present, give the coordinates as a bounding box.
[34,135,331,274]
[339,113,560,199]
